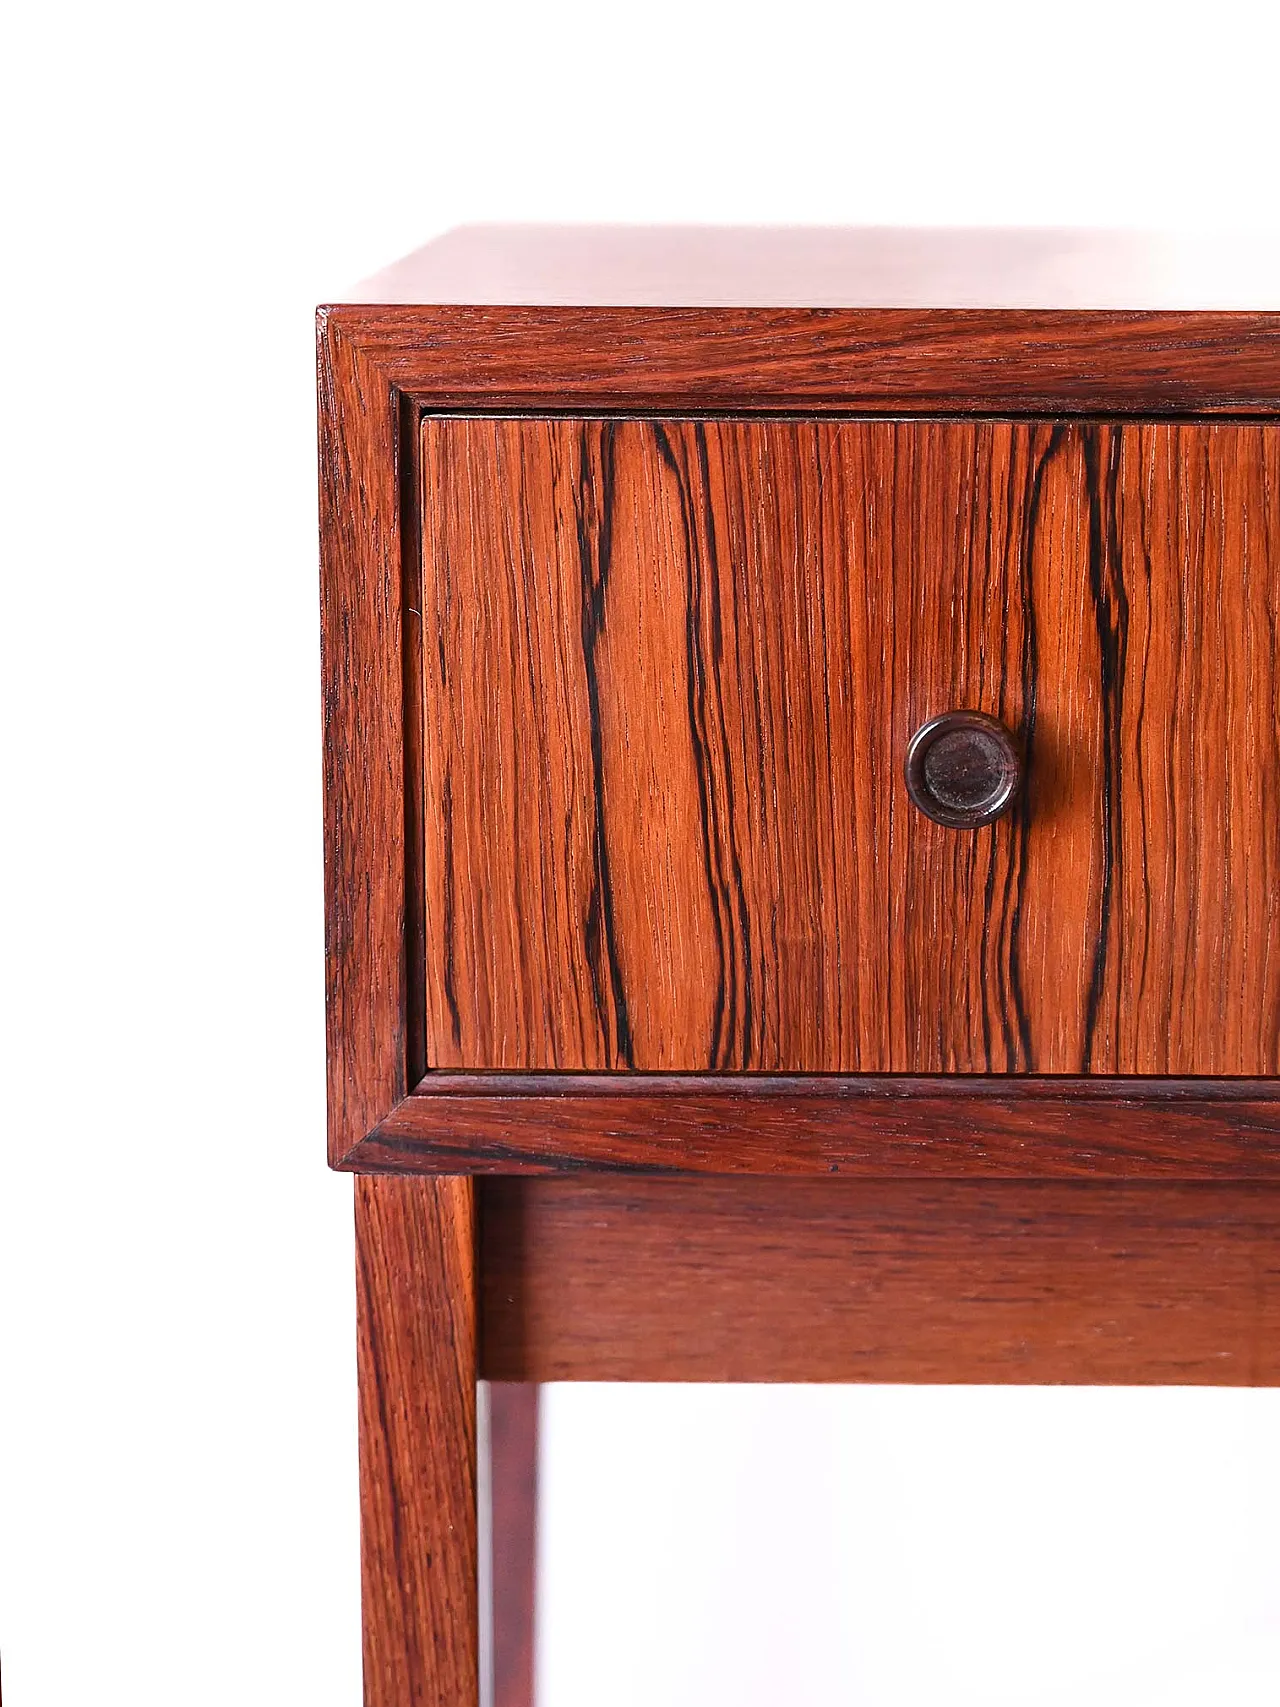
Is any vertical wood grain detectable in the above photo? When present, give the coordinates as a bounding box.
[357,1176,478,1707]
[318,318,407,1159]
[420,416,1280,1075]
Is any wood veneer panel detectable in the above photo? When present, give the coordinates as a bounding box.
[479,1177,1280,1385]
[357,1177,478,1707]
[353,1075,1280,1177]
[420,416,1280,1077]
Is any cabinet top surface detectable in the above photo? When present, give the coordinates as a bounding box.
[333,224,1280,310]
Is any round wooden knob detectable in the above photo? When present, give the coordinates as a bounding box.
[904,711,1021,828]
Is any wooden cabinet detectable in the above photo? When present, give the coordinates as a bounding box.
[318,227,1280,1707]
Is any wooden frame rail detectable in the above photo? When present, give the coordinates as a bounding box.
[347,1074,1280,1178]
[478,1177,1280,1385]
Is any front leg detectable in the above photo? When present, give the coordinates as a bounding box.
[356,1176,478,1707]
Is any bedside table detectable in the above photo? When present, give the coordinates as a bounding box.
[318,225,1280,1707]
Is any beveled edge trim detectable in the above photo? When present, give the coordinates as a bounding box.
[334,1073,1280,1179]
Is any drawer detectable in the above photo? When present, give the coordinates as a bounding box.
[417,414,1280,1076]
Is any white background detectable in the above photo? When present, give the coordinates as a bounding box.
[3,1,1280,1702]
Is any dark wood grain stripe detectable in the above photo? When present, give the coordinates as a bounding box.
[1081,426,1128,1068]
[575,421,633,1068]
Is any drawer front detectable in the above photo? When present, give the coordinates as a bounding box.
[418,416,1280,1075]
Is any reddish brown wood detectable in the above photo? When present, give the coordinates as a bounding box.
[357,1176,478,1707]
[322,238,1280,1707]
[319,277,1280,1162]
[324,303,1280,417]
[479,1176,1280,1384]
[319,319,409,1162]
[488,1384,539,1707]
[344,225,1280,312]
[347,1074,1280,1177]
[419,416,1280,1078]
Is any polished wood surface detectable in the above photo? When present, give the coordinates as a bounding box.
[420,416,1280,1077]
[342,224,1280,310]
[319,328,409,1161]
[480,1177,1280,1385]
[357,1177,478,1707]
[323,305,1280,418]
[320,301,1280,1160]
[348,1074,1280,1177]
[322,241,1280,1707]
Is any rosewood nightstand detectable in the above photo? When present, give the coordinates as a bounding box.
[318,225,1280,1707]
